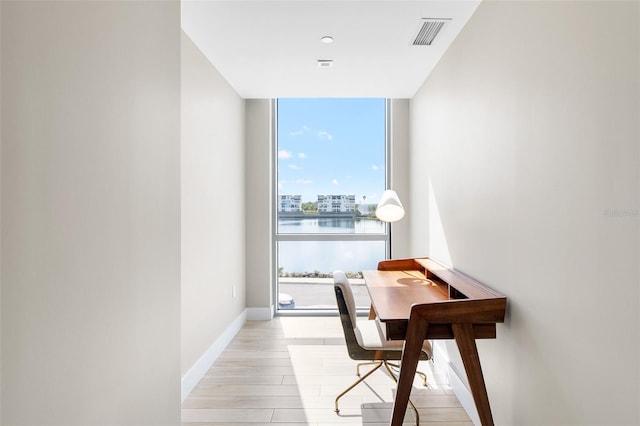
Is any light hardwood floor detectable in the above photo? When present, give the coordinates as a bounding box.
[182,316,473,426]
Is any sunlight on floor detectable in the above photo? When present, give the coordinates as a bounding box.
[182,317,472,425]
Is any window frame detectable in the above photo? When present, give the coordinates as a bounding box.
[271,98,392,313]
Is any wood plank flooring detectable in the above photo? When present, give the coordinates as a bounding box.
[182,316,473,425]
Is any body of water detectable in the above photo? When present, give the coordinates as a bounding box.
[277,217,386,274]
[279,217,384,233]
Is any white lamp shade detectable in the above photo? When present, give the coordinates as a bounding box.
[375,190,405,222]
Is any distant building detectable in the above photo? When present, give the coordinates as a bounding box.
[279,195,302,212]
[317,195,356,213]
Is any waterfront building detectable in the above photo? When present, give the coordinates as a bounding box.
[317,194,356,213]
[279,195,302,212]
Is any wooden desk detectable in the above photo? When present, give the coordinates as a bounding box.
[363,257,506,426]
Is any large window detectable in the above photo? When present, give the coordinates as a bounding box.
[274,98,389,311]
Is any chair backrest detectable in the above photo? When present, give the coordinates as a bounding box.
[333,271,357,328]
[334,270,369,360]
[334,270,405,361]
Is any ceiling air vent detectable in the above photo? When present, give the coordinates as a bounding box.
[412,19,450,46]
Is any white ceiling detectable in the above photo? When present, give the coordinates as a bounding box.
[181,1,480,98]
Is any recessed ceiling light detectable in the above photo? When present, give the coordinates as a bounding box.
[321,36,334,44]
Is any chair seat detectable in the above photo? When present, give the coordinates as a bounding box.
[355,319,432,357]
[355,319,403,350]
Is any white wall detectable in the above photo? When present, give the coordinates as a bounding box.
[1,1,181,424]
[180,32,246,377]
[390,99,411,259]
[245,99,274,317]
[0,2,3,420]
[410,1,639,425]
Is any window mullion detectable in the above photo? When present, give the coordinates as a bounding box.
[276,233,388,242]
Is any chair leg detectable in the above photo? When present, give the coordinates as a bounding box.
[335,361,383,413]
[383,361,420,426]
[335,359,428,423]
[387,361,428,387]
[415,370,428,387]
[356,361,380,377]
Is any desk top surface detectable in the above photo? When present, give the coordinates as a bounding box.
[363,258,506,326]
[363,269,449,322]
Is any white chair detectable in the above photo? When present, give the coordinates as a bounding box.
[333,270,432,424]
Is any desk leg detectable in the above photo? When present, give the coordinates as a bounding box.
[452,324,494,426]
[390,319,428,426]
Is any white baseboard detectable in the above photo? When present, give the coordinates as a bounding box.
[448,362,481,426]
[431,341,480,426]
[247,305,274,320]
[181,309,247,402]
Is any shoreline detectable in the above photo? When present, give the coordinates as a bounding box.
[278,213,377,220]
[279,277,365,285]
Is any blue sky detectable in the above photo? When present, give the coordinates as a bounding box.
[277,98,386,204]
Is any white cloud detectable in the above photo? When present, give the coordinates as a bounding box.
[371,164,379,171]
[318,131,333,141]
[298,152,306,159]
[296,179,313,185]
[278,150,292,159]
[289,125,311,136]
[288,164,302,170]
[332,178,339,185]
